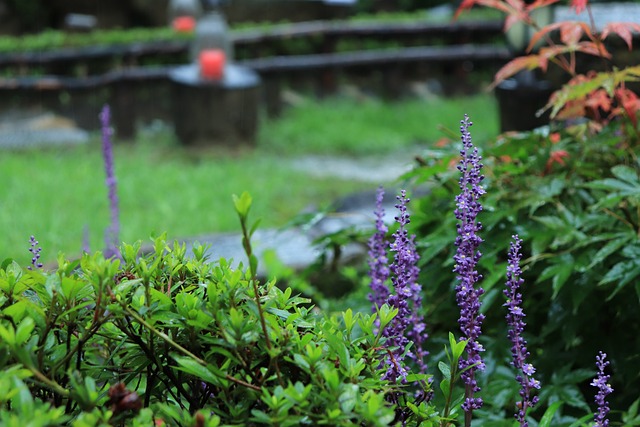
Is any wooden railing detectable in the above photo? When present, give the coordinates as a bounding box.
[0,19,510,137]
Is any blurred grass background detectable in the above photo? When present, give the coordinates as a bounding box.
[0,94,498,265]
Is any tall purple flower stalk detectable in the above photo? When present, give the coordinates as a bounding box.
[453,114,486,421]
[504,235,540,426]
[28,235,43,270]
[383,191,427,381]
[392,191,427,375]
[368,186,390,310]
[369,189,428,382]
[100,105,120,259]
[591,352,613,427]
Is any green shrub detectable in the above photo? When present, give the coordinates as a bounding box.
[0,228,410,425]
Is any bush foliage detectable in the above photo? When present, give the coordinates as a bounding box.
[0,233,412,426]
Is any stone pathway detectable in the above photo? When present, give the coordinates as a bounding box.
[0,110,89,149]
[290,153,416,183]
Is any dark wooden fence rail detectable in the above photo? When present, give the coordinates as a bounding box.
[0,20,504,71]
[0,19,510,137]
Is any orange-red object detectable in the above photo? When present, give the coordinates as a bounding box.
[199,49,225,80]
[172,16,196,33]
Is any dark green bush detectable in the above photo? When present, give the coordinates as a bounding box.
[407,121,640,413]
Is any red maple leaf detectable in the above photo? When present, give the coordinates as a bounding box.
[571,0,588,14]
[615,88,640,128]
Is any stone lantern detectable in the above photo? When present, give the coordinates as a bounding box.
[190,0,233,62]
[169,0,261,146]
[167,0,203,25]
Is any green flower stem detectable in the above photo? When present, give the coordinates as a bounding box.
[236,204,284,386]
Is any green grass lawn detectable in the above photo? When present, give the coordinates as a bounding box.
[0,94,498,266]
[260,95,498,156]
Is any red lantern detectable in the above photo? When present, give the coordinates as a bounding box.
[198,49,225,80]
[172,15,196,33]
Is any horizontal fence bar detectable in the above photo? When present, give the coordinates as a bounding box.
[0,20,504,68]
[0,44,512,91]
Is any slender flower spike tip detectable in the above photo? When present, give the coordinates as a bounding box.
[368,186,390,310]
[591,352,613,427]
[100,104,120,259]
[504,235,540,427]
[28,235,43,270]
[453,114,486,417]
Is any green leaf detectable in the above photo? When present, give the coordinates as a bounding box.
[339,383,358,413]
[567,413,597,427]
[599,260,640,299]
[586,177,638,193]
[438,361,451,378]
[377,304,397,331]
[533,215,566,230]
[0,323,15,345]
[622,398,640,424]
[232,192,252,218]
[587,234,633,268]
[538,401,563,427]
[12,377,35,415]
[439,377,451,397]
[14,317,34,345]
[538,254,574,299]
[622,243,640,259]
[452,339,467,361]
[448,332,457,356]
[611,165,638,183]
[249,254,259,277]
[249,219,262,239]
[343,308,356,337]
[173,356,223,386]
[1,258,15,271]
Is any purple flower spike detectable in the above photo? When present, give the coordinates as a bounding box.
[392,191,427,374]
[453,115,486,417]
[591,351,613,427]
[28,235,43,270]
[377,191,428,383]
[368,186,390,310]
[100,105,120,259]
[504,235,540,426]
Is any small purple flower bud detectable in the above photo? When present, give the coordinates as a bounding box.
[591,351,613,427]
[27,235,43,270]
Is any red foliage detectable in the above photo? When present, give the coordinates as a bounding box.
[456,0,640,134]
[545,150,570,174]
[571,0,588,14]
[601,22,640,50]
